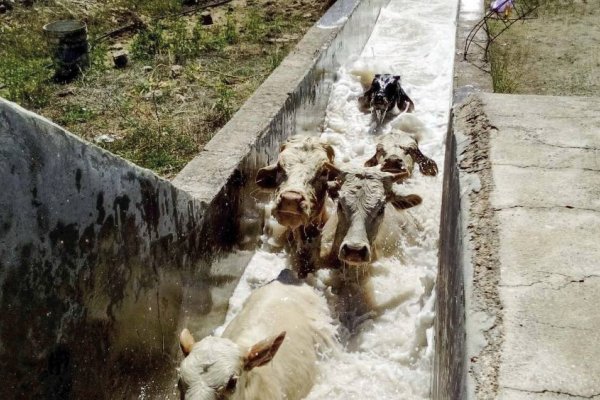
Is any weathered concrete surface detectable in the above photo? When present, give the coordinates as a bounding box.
[433,1,492,398]
[455,93,600,399]
[0,98,215,399]
[454,0,493,103]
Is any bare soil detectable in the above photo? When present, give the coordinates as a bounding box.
[489,0,600,95]
[0,0,330,177]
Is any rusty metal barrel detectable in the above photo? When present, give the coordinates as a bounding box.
[43,20,89,81]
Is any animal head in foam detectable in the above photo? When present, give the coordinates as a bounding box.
[178,329,286,400]
[327,168,422,265]
[256,136,340,229]
[370,74,401,112]
[360,74,415,126]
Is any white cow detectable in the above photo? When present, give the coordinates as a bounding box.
[322,167,423,266]
[178,273,337,400]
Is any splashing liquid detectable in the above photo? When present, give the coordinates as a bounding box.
[218,0,458,398]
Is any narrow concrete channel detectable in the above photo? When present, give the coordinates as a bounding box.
[207,0,459,398]
[1,0,467,398]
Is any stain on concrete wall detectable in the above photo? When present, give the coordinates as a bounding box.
[0,99,222,399]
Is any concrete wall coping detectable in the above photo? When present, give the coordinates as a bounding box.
[173,0,369,203]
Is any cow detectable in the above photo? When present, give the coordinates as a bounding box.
[357,73,415,126]
[255,135,341,277]
[322,167,422,266]
[364,113,438,177]
[178,270,337,400]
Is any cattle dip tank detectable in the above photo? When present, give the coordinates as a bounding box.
[0,0,461,398]
[199,0,459,399]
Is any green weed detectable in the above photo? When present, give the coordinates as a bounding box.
[267,48,285,71]
[223,13,239,45]
[210,81,235,127]
[131,23,165,60]
[0,56,53,108]
[57,104,95,125]
[101,120,197,175]
[244,8,266,41]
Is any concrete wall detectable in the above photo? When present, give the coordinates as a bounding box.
[0,0,389,398]
[432,116,467,400]
[432,0,492,398]
[0,98,211,398]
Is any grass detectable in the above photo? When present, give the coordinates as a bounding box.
[0,0,323,177]
[485,0,600,95]
[486,20,518,93]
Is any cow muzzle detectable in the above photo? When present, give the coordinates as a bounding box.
[372,93,389,110]
[273,191,309,229]
[339,242,371,265]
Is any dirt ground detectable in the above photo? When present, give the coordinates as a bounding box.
[489,0,600,95]
[0,0,330,177]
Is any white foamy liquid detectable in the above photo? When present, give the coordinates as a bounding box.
[218,0,458,398]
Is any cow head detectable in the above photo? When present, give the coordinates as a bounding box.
[364,142,415,175]
[370,74,400,110]
[256,136,340,229]
[328,168,422,265]
[178,329,286,400]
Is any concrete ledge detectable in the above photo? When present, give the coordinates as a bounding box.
[455,93,600,399]
[454,0,493,102]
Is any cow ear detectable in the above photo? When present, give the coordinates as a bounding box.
[393,75,401,82]
[365,143,385,167]
[180,329,196,357]
[364,153,379,167]
[322,144,335,162]
[374,74,381,78]
[256,164,281,189]
[244,331,286,371]
[323,162,343,181]
[327,180,342,199]
[382,171,409,188]
[389,193,422,210]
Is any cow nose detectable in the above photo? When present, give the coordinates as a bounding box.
[381,155,407,173]
[278,191,305,214]
[339,242,371,264]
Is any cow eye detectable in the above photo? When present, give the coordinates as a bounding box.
[377,206,385,215]
[226,376,238,392]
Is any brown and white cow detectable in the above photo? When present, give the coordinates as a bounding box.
[365,114,438,177]
[323,167,422,266]
[256,135,341,276]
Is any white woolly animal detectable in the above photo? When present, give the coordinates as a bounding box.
[178,279,337,400]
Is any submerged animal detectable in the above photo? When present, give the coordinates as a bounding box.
[358,73,415,126]
[364,113,438,176]
[178,271,336,400]
[323,167,422,266]
[256,135,341,276]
